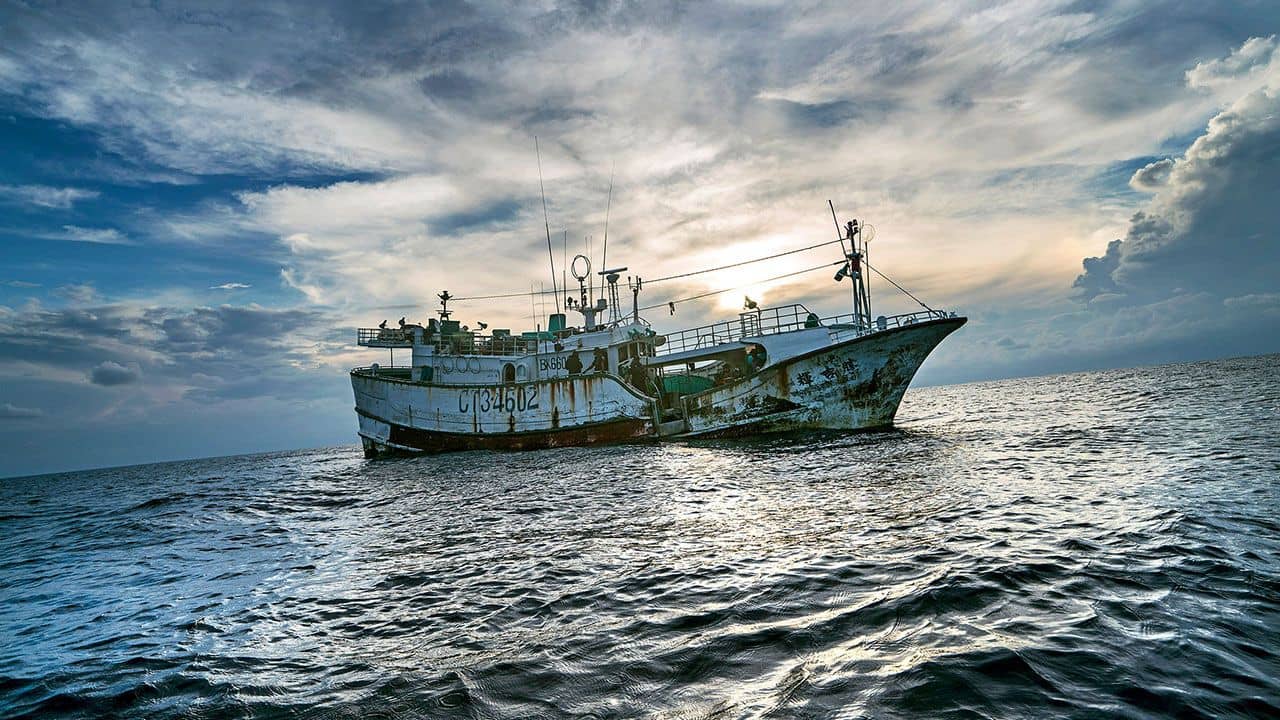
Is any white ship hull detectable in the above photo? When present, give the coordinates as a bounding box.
[352,370,658,456]
[351,317,963,455]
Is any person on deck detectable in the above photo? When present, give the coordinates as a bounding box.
[565,352,583,375]
[590,347,609,374]
[627,359,652,395]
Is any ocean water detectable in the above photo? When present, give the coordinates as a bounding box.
[2,355,1278,719]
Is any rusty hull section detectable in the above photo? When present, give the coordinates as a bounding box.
[357,412,653,456]
[678,317,965,437]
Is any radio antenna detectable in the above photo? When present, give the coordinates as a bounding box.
[602,161,615,272]
[828,199,848,257]
[535,136,561,314]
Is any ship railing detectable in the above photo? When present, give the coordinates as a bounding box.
[656,304,815,356]
[655,306,958,356]
[424,334,540,357]
[357,328,413,347]
[353,365,413,378]
[821,309,958,339]
[359,328,546,355]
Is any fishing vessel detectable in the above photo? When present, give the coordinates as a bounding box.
[351,214,964,457]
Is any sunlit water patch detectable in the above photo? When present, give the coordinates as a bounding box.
[2,354,1278,718]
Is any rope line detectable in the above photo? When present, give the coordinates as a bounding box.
[639,261,844,311]
[864,261,933,312]
[643,238,843,284]
[450,238,844,301]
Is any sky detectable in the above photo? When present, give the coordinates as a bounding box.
[2,0,1279,477]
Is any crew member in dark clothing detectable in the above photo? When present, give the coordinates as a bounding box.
[590,347,609,374]
[565,352,583,375]
[627,359,651,393]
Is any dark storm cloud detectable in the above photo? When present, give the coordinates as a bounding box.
[1075,55,1280,306]
[0,302,332,402]
[1072,238,1122,300]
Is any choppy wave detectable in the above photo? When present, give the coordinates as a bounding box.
[2,354,1278,718]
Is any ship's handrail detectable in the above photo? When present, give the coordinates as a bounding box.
[656,304,815,356]
[424,335,540,357]
[359,320,661,357]
[357,328,413,347]
[821,309,958,335]
[654,306,958,356]
[358,328,541,355]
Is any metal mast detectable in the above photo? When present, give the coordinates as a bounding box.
[535,136,560,314]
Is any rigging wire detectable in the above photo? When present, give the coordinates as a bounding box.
[639,260,844,312]
[643,238,843,284]
[601,162,614,271]
[535,136,560,314]
[371,259,936,316]
[449,237,844,301]
[864,261,933,312]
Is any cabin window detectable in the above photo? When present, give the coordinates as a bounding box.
[502,363,516,383]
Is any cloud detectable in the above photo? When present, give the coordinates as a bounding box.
[1072,238,1123,300]
[89,360,140,386]
[1058,37,1280,361]
[0,184,99,209]
[50,226,132,245]
[54,283,100,305]
[4,3,1280,472]
[4,280,42,288]
[0,4,447,175]
[0,2,1270,340]
[1128,158,1175,191]
[919,35,1280,384]
[0,402,44,419]
[1222,292,1280,313]
[0,299,344,407]
[1186,35,1277,89]
[1076,36,1280,306]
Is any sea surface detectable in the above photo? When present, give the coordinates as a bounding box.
[2,355,1278,719]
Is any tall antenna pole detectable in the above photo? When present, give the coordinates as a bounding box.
[828,200,847,257]
[832,200,859,322]
[860,234,870,317]
[535,136,561,314]
[602,162,615,272]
